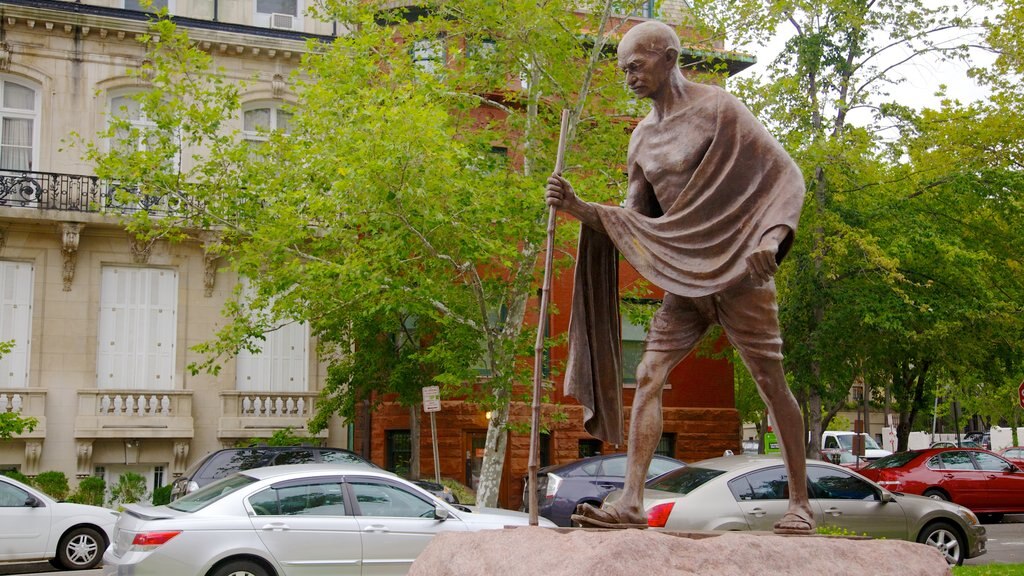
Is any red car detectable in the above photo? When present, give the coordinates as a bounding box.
[859,447,1024,520]
[998,447,1024,468]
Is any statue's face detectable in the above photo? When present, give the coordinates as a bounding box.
[617,43,672,100]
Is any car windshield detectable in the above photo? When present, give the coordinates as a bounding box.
[167,474,258,513]
[862,451,920,470]
[836,434,882,451]
[646,466,725,494]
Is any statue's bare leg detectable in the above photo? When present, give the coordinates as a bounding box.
[573,347,690,529]
[741,352,815,535]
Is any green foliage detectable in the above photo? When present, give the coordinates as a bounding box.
[32,471,69,501]
[0,338,38,441]
[815,524,870,538]
[236,427,317,448]
[108,472,150,508]
[826,415,852,432]
[441,478,476,506]
[68,476,107,507]
[152,484,172,506]
[1,470,31,485]
[953,566,1024,576]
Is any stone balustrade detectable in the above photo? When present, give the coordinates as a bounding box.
[0,388,46,438]
[218,391,326,440]
[75,389,194,439]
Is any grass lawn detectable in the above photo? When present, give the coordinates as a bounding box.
[956,566,1024,575]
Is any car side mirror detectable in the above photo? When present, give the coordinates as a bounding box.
[434,505,449,521]
[878,490,894,504]
[24,495,42,508]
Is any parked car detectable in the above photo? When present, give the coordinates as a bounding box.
[104,464,553,576]
[170,446,377,501]
[931,441,983,449]
[965,432,992,450]
[520,453,685,527]
[821,431,892,460]
[998,447,1024,468]
[605,454,985,565]
[0,473,118,570]
[858,447,1024,521]
[819,449,870,470]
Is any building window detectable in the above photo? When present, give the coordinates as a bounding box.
[108,93,181,170]
[655,433,675,457]
[0,78,39,171]
[621,317,647,386]
[153,465,165,491]
[0,261,33,388]
[539,432,551,468]
[578,439,602,458]
[123,0,172,12]
[243,103,293,141]
[852,386,864,402]
[386,430,412,476]
[411,37,446,75]
[235,281,309,393]
[96,266,178,390]
[256,0,301,30]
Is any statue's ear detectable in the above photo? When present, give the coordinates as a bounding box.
[664,47,679,65]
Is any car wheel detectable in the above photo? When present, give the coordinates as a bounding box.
[209,559,272,576]
[922,489,948,501]
[55,526,105,570]
[917,521,966,566]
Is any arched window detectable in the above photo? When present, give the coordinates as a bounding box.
[242,102,292,142]
[0,78,39,171]
[107,91,180,168]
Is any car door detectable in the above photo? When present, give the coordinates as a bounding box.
[806,464,908,540]
[969,451,1024,511]
[730,466,822,532]
[0,479,52,561]
[933,451,985,507]
[248,477,362,576]
[348,477,467,576]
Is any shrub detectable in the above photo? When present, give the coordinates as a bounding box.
[109,472,149,508]
[441,478,475,505]
[152,484,172,506]
[68,476,106,506]
[33,471,70,501]
[1,470,32,485]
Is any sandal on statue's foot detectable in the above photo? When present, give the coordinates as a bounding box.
[773,511,815,535]
[570,502,648,529]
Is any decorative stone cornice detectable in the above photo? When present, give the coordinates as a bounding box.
[58,222,83,291]
[0,42,11,72]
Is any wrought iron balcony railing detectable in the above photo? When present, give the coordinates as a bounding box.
[0,169,177,215]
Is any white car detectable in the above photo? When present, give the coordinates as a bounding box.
[103,463,555,576]
[0,473,118,570]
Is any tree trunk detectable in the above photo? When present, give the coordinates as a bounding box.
[475,400,509,508]
[409,404,421,481]
[807,389,823,457]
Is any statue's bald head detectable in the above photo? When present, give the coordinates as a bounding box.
[617,21,682,59]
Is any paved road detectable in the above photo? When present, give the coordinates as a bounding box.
[5,516,1024,575]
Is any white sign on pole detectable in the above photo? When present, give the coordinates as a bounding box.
[422,386,441,413]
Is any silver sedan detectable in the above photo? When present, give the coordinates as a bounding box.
[103,463,554,576]
[605,454,986,565]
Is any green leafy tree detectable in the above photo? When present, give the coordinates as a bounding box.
[109,472,149,508]
[80,0,650,506]
[0,340,38,440]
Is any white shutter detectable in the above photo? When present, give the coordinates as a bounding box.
[235,279,307,393]
[0,261,33,388]
[97,267,177,390]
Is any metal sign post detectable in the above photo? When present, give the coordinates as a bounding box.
[422,386,442,484]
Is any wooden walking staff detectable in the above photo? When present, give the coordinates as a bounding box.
[529,109,571,526]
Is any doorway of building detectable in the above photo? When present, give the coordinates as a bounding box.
[465,431,486,492]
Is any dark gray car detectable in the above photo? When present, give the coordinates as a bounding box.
[520,453,685,527]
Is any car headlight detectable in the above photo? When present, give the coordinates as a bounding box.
[956,506,979,526]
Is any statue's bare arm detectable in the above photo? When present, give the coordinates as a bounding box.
[545,175,606,234]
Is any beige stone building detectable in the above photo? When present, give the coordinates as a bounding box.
[0,0,348,491]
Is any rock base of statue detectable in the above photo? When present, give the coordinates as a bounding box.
[407,527,952,576]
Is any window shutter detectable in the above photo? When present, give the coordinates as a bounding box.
[0,261,33,387]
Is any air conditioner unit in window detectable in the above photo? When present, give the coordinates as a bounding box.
[269,12,294,30]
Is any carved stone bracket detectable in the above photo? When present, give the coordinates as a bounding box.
[0,43,11,72]
[199,231,221,297]
[0,226,8,255]
[24,441,42,476]
[272,73,286,98]
[128,234,154,264]
[76,440,94,478]
[59,222,83,292]
[172,440,190,477]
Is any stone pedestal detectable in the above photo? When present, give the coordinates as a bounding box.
[408,527,952,576]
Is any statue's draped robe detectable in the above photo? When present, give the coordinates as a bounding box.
[565,84,806,444]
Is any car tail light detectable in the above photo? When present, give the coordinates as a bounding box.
[130,531,182,551]
[545,474,562,499]
[647,502,675,528]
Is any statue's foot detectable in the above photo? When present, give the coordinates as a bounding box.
[773,510,815,535]
[570,502,648,529]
